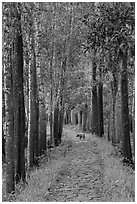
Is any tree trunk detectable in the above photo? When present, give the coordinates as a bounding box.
[115,90,122,144]
[32,36,39,159]
[98,82,104,137]
[65,110,70,125]
[27,5,39,168]
[121,50,132,160]
[77,111,80,127]
[4,43,15,194]
[67,110,70,124]
[75,113,78,125]
[58,96,64,144]
[82,104,88,132]
[54,102,59,146]
[71,109,75,125]
[64,111,67,125]
[87,109,91,132]
[80,110,82,127]
[92,50,99,135]
[132,90,135,160]
[39,114,47,155]
[108,96,112,141]
[27,35,34,169]
[14,13,26,182]
[5,95,15,194]
[58,112,64,144]
[68,110,71,124]
[2,127,5,157]
[2,68,5,158]
[108,50,118,145]
[50,84,53,145]
[111,96,116,146]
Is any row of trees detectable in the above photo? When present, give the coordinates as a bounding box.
[64,2,135,162]
[87,3,135,161]
[82,3,133,147]
[3,2,87,194]
[2,2,135,195]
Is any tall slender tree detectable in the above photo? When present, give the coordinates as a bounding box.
[3,3,15,193]
[4,45,15,194]
[120,44,132,160]
[98,52,104,137]
[92,50,99,135]
[13,3,26,183]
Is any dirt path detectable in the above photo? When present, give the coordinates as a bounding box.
[43,126,105,202]
[13,125,134,202]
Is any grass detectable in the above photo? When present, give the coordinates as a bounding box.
[2,139,73,202]
[2,126,135,202]
[93,135,135,202]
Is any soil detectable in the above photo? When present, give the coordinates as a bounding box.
[43,126,106,202]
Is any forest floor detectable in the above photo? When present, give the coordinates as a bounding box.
[2,125,135,202]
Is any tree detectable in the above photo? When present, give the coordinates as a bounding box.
[4,47,15,194]
[91,51,99,135]
[82,104,88,132]
[13,3,26,182]
[3,3,15,193]
[120,45,132,160]
[24,3,39,169]
[3,2,26,192]
[108,50,119,146]
[98,51,104,137]
[53,102,59,146]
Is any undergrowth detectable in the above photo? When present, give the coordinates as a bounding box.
[2,139,73,202]
[93,135,135,202]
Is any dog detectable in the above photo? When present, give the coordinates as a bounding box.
[76,133,85,140]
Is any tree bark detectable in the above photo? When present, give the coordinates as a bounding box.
[4,42,15,194]
[75,113,78,125]
[115,90,122,144]
[27,4,39,168]
[108,51,118,146]
[98,82,104,137]
[121,49,132,160]
[54,102,59,146]
[14,10,26,182]
[98,53,104,137]
[82,104,88,132]
[111,96,116,146]
[107,96,112,141]
[58,96,64,144]
[80,110,82,127]
[92,50,99,135]
[2,67,6,158]
[132,89,135,159]
[32,35,39,159]
[87,109,91,132]
[27,35,34,168]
